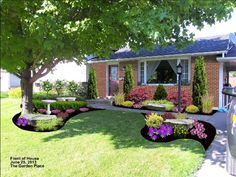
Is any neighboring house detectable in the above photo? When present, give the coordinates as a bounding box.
[87,33,236,108]
[0,69,21,91]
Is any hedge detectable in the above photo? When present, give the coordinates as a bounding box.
[32,100,87,110]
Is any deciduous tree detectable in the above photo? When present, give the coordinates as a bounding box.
[1,0,235,113]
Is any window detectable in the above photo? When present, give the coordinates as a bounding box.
[140,62,144,84]
[139,59,190,85]
[181,59,189,84]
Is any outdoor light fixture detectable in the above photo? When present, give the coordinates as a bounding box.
[177,63,183,75]
[176,62,182,112]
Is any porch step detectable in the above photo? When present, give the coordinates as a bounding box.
[87,99,113,106]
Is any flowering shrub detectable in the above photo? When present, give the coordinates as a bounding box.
[79,107,89,112]
[51,109,61,114]
[162,112,176,120]
[147,124,173,140]
[16,117,29,126]
[128,87,151,103]
[145,113,163,128]
[167,90,192,110]
[133,103,142,109]
[66,108,75,114]
[38,108,47,113]
[190,119,207,139]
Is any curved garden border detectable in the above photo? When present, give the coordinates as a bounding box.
[12,108,104,132]
[140,120,216,150]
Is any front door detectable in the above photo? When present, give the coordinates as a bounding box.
[108,65,119,96]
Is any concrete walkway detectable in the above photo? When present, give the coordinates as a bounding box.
[89,103,233,177]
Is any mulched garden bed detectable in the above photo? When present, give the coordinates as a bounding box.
[12,108,104,132]
[140,120,216,150]
[113,102,218,116]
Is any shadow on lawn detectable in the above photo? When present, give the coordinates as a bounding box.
[42,110,205,154]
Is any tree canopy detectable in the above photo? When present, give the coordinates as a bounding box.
[1,0,235,113]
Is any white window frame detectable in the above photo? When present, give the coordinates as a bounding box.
[138,57,191,86]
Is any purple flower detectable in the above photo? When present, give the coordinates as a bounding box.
[79,107,89,112]
[151,135,157,140]
[66,109,75,113]
[51,109,61,114]
[38,108,47,113]
[147,124,173,139]
[16,117,29,126]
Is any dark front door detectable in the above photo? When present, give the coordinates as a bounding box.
[108,65,119,96]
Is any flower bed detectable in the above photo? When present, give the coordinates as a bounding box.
[141,113,216,150]
[113,101,218,115]
[12,107,103,132]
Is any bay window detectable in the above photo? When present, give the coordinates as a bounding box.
[139,58,190,85]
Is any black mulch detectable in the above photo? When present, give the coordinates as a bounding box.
[140,120,216,150]
[12,108,104,132]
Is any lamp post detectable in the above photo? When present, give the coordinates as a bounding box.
[176,62,183,112]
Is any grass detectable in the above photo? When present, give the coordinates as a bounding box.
[0,91,8,98]
[1,98,205,177]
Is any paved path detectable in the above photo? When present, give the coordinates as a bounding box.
[89,103,233,177]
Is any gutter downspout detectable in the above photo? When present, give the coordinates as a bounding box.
[218,52,225,108]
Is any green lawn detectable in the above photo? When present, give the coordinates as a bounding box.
[1,98,205,177]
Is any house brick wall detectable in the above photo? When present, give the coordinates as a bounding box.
[90,63,107,98]
[91,55,220,106]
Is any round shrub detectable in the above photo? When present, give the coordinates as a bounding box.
[154,85,167,100]
[145,113,163,128]
[186,105,199,113]
[128,87,151,104]
[40,80,53,96]
[121,101,133,107]
[167,90,192,110]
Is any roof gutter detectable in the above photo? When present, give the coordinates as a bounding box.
[88,50,226,63]
[216,57,236,62]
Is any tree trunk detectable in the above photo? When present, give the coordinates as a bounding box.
[21,66,33,114]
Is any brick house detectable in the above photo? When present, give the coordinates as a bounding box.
[87,34,236,108]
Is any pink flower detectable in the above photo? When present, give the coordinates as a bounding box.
[51,109,61,114]
[79,107,89,112]
[66,109,75,113]
[38,108,47,113]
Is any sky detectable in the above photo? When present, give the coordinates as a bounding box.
[189,9,236,38]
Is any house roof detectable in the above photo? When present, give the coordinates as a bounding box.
[87,34,236,62]
[109,35,230,60]
[226,45,236,57]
